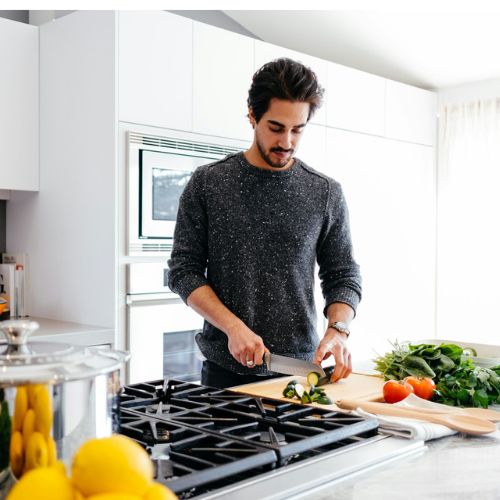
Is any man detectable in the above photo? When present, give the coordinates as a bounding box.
[168,58,362,389]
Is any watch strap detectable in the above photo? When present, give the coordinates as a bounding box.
[328,321,350,338]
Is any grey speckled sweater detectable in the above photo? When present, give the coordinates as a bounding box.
[167,152,362,375]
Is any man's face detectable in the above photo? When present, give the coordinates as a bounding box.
[250,98,309,169]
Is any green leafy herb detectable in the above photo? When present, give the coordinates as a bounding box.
[374,342,500,408]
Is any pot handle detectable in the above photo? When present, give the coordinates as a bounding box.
[93,348,131,364]
[0,319,40,345]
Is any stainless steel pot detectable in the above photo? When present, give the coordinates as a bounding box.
[0,319,129,498]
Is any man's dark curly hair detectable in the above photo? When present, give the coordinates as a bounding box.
[247,57,324,123]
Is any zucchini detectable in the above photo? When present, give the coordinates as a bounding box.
[310,391,321,402]
[285,388,296,398]
[294,383,305,399]
[317,366,336,386]
[301,392,312,404]
[316,395,333,405]
[307,371,320,386]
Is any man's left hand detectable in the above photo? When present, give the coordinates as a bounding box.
[314,330,352,382]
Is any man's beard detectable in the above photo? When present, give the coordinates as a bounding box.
[256,138,294,169]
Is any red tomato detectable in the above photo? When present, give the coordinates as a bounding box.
[383,380,414,403]
[404,376,436,400]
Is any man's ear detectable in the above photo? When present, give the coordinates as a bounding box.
[248,108,256,129]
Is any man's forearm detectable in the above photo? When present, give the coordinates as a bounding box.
[326,302,355,331]
[187,285,243,336]
[187,285,268,367]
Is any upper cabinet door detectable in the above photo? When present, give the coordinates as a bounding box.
[385,80,437,146]
[0,19,38,191]
[118,12,193,131]
[193,22,254,142]
[254,41,327,126]
[326,62,385,136]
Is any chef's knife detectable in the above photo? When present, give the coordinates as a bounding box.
[264,352,326,378]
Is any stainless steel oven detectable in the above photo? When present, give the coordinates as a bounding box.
[126,262,205,384]
[127,131,246,255]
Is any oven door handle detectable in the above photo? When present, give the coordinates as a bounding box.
[126,293,183,306]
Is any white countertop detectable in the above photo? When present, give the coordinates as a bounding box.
[26,316,115,347]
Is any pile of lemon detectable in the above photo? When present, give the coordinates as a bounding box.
[10,384,56,478]
[7,434,177,500]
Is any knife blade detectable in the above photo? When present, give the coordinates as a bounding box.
[264,352,326,378]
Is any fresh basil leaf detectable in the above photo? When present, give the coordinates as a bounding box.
[472,389,490,408]
[403,355,436,378]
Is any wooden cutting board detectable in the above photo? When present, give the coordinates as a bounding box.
[231,372,385,411]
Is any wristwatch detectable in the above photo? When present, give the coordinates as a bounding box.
[328,321,350,338]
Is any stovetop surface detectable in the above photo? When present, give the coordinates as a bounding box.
[118,378,380,498]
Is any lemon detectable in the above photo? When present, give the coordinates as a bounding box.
[22,408,36,450]
[6,465,74,500]
[73,489,85,500]
[9,430,24,478]
[33,385,53,437]
[25,431,48,471]
[86,495,142,500]
[47,435,58,465]
[51,460,66,475]
[144,483,178,500]
[72,435,153,497]
[13,386,28,432]
[26,384,44,409]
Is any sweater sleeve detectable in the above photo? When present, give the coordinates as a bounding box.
[317,180,362,317]
[167,167,209,303]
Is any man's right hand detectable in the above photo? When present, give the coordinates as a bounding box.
[186,285,269,369]
[227,325,268,368]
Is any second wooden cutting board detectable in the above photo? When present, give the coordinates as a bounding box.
[231,372,385,410]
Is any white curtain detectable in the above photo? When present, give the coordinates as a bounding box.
[437,98,500,343]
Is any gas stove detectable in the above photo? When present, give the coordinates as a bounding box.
[118,379,425,499]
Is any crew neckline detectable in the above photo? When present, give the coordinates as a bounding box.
[237,151,298,177]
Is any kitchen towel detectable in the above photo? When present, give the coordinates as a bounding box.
[355,408,456,441]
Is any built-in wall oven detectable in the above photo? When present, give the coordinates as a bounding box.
[126,129,249,383]
[126,262,205,384]
[127,131,247,256]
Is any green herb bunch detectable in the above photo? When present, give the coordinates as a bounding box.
[374,341,500,408]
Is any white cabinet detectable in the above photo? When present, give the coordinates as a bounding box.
[193,22,254,141]
[118,11,193,131]
[254,41,327,126]
[326,128,436,360]
[0,18,38,191]
[297,123,327,173]
[326,62,385,136]
[385,80,437,145]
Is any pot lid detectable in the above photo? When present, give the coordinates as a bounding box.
[0,319,130,386]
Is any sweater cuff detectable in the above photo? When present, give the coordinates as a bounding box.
[323,287,361,318]
[171,273,209,304]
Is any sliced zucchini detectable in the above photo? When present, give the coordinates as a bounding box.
[301,392,312,404]
[317,366,336,386]
[310,392,321,402]
[316,395,333,405]
[307,371,320,387]
[294,383,305,399]
[283,379,299,397]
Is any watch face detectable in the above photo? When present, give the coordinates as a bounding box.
[334,321,348,331]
